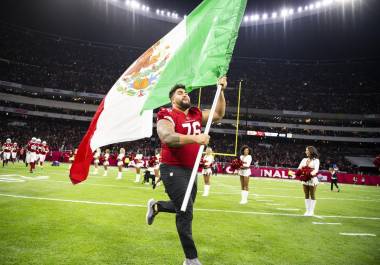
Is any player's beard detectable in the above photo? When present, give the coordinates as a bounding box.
[177,99,191,111]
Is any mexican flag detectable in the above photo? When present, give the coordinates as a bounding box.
[70,0,247,184]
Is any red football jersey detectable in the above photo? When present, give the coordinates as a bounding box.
[157,107,202,168]
[40,145,49,155]
[27,141,38,152]
[3,143,12,152]
[36,144,42,154]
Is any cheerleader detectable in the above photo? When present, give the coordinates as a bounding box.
[298,146,320,216]
[134,151,144,183]
[116,148,126,180]
[103,149,110,177]
[93,148,101,175]
[202,147,214,197]
[239,145,252,204]
[153,148,161,189]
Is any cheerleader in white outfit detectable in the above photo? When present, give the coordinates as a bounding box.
[239,145,252,204]
[103,149,110,176]
[116,148,126,180]
[153,148,161,188]
[93,148,101,175]
[134,152,144,183]
[202,147,214,196]
[298,146,320,216]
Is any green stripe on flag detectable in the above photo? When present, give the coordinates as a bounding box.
[142,0,247,111]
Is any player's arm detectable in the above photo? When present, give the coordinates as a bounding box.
[157,119,209,147]
[202,76,227,125]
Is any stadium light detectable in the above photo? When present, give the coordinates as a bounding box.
[131,1,140,9]
[109,0,358,26]
[281,9,288,18]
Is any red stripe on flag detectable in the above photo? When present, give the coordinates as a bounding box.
[69,99,105,185]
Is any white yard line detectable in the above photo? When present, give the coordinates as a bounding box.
[0,173,380,202]
[0,193,144,207]
[0,177,25,183]
[312,222,341,225]
[276,208,300,211]
[0,192,380,221]
[339,233,376,237]
[2,175,379,202]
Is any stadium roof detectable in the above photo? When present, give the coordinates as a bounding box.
[1,0,380,59]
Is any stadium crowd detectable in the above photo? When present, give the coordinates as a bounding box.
[1,113,379,174]
[1,23,380,114]
[1,23,379,175]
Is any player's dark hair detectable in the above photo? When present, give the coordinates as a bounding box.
[240,145,252,155]
[169,84,186,100]
[306,146,319,159]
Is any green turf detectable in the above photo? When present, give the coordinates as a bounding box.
[0,163,379,265]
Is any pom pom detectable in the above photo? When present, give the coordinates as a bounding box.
[230,158,244,171]
[295,166,313,182]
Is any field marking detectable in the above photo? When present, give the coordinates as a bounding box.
[0,177,25,183]
[0,193,145,207]
[312,222,341,225]
[251,193,380,203]
[339,233,376,237]
[276,208,300,211]
[0,174,49,182]
[20,176,50,180]
[256,199,274,202]
[2,175,379,203]
[1,192,380,221]
[266,203,284,206]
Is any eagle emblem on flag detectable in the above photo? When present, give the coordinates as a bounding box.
[116,41,171,97]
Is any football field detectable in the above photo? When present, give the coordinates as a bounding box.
[0,163,379,265]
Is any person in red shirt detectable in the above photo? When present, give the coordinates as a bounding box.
[2,138,12,167]
[26,137,38,173]
[39,141,49,168]
[35,138,42,166]
[146,77,227,265]
[11,142,19,163]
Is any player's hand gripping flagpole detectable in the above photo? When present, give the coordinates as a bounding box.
[181,83,223,212]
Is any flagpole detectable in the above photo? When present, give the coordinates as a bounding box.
[181,83,223,212]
